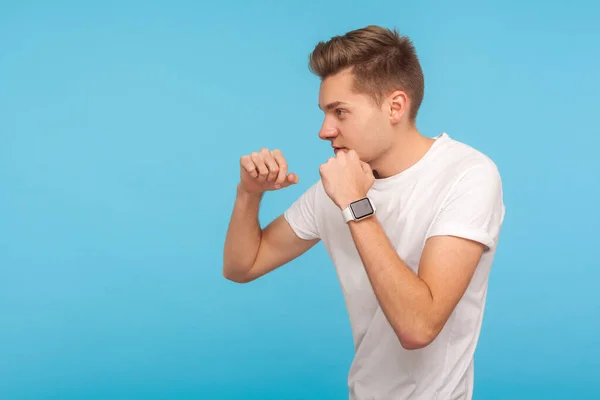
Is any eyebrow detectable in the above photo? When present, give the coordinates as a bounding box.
[319,101,349,111]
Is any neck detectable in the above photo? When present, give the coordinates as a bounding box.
[370,125,436,179]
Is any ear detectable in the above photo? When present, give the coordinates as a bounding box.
[387,90,409,124]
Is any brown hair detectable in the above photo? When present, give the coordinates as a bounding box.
[309,25,424,122]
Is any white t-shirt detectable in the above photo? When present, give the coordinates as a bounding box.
[284,133,505,400]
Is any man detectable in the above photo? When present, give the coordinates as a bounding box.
[223,25,505,400]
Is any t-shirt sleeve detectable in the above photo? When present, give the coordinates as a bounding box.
[426,162,505,251]
[283,181,321,241]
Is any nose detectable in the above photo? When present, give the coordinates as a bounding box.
[319,124,338,140]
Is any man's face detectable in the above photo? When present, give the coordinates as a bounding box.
[317,69,392,163]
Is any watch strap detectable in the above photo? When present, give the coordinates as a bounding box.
[342,206,355,222]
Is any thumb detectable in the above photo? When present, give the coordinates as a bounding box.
[360,161,372,175]
[279,173,299,188]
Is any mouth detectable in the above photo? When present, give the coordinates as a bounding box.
[333,147,347,153]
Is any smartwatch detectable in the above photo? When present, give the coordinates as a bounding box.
[342,197,376,223]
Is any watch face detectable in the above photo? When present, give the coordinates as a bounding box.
[350,198,374,219]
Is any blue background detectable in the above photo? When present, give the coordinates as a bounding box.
[1,1,599,399]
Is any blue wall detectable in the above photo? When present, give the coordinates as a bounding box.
[1,1,598,399]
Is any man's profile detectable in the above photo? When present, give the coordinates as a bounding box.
[223,25,505,400]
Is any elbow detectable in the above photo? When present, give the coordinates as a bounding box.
[398,336,432,350]
[222,267,253,284]
[396,325,441,351]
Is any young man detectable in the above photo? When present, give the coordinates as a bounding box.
[223,25,505,400]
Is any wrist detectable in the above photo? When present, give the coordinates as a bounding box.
[236,183,264,202]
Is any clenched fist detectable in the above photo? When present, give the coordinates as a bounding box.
[319,149,375,209]
[239,148,299,194]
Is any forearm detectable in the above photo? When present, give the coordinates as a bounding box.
[222,184,264,280]
[348,217,436,348]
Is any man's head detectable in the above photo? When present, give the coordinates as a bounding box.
[310,25,424,163]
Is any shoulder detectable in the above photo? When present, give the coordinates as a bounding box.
[436,134,502,183]
[426,135,506,249]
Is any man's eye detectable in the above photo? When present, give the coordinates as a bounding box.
[336,109,346,116]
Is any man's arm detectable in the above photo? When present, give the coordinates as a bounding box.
[344,162,503,350]
[347,218,485,349]
[318,149,503,349]
[223,148,320,283]
[222,184,319,283]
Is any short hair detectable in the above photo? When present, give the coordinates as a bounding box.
[309,25,425,122]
